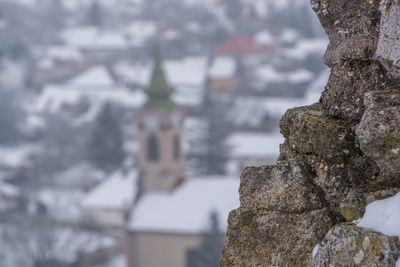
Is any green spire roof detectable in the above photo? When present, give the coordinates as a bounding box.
[145,50,175,111]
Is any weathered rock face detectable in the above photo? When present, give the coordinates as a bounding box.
[314,223,400,267]
[356,88,400,177]
[220,0,400,266]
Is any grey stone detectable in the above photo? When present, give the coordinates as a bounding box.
[376,0,400,78]
[221,208,333,267]
[356,88,400,177]
[280,103,355,158]
[321,60,388,122]
[311,0,381,65]
[313,223,400,267]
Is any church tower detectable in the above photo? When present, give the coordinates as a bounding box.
[137,51,185,193]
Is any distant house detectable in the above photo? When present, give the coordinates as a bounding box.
[60,25,154,61]
[0,145,34,173]
[227,132,284,174]
[34,45,88,87]
[81,170,138,228]
[215,36,280,65]
[126,177,239,267]
[208,56,237,94]
[34,65,147,117]
[231,96,305,131]
[0,181,20,212]
[252,64,314,97]
[166,57,208,107]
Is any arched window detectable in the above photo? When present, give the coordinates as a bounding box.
[173,135,180,160]
[147,134,159,162]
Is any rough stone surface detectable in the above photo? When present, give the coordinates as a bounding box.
[221,0,400,266]
[239,163,324,213]
[313,223,400,267]
[376,0,400,78]
[221,208,333,267]
[311,0,381,65]
[356,88,400,177]
[321,60,388,122]
[281,103,355,158]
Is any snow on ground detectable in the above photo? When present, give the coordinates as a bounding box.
[357,192,400,238]
[69,66,115,87]
[357,192,400,267]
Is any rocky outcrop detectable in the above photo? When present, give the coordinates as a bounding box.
[221,0,400,266]
[314,223,400,267]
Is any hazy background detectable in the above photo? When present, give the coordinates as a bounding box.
[0,0,328,266]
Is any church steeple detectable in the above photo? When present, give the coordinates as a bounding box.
[137,49,185,193]
[145,50,174,111]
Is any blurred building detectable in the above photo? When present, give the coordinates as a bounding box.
[81,169,138,227]
[136,52,186,193]
[208,56,237,94]
[123,53,239,267]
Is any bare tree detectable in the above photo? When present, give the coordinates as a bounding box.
[0,217,104,267]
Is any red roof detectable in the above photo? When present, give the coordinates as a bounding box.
[215,36,280,56]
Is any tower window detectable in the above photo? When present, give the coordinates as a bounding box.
[147,134,160,162]
[173,135,180,160]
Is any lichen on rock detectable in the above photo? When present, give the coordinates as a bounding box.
[356,87,400,177]
[313,223,400,267]
[220,0,400,266]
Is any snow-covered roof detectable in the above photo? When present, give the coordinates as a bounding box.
[38,188,84,222]
[114,57,208,107]
[35,84,146,113]
[129,177,239,234]
[255,65,283,84]
[250,0,309,18]
[208,57,237,79]
[0,182,20,198]
[124,20,157,42]
[68,66,115,87]
[232,96,306,127]
[255,30,275,45]
[227,132,284,158]
[284,38,328,60]
[165,57,208,87]
[82,170,138,211]
[279,29,299,44]
[255,65,314,85]
[172,86,204,107]
[61,27,139,50]
[0,145,35,169]
[47,46,83,62]
[114,62,152,87]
